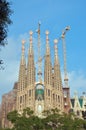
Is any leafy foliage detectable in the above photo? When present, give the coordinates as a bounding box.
[0,0,12,46]
[7,110,20,123]
[6,108,86,130]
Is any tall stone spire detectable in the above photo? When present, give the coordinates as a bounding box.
[27,31,35,111]
[29,31,33,55]
[17,40,26,112]
[46,31,50,55]
[54,39,62,90]
[54,39,59,65]
[18,40,26,91]
[21,40,26,64]
[44,31,52,110]
[44,31,52,86]
[27,31,35,86]
[53,39,63,111]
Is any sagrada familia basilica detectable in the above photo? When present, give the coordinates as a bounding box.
[0,24,86,128]
[17,25,64,116]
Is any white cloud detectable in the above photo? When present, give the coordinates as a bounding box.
[61,70,86,97]
[68,70,86,97]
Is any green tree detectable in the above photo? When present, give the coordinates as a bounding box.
[7,110,20,124]
[0,0,12,46]
[7,108,45,130]
[0,0,12,68]
[7,108,86,130]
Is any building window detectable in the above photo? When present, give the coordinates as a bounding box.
[25,94,26,100]
[53,94,55,100]
[23,95,24,103]
[56,95,57,102]
[46,89,47,95]
[20,96,22,104]
[29,90,31,97]
[58,95,60,103]
[48,89,50,96]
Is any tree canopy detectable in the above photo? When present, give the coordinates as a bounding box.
[0,0,12,68]
[0,0,12,46]
[4,108,86,130]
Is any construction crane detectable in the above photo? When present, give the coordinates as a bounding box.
[36,22,42,82]
[61,26,70,88]
[36,55,45,64]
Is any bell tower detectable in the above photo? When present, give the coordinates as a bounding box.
[17,40,26,113]
[27,31,35,111]
[44,31,52,110]
[53,39,64,111]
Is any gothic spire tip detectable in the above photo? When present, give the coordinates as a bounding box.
[22,40,25,45]
[45,30,49,35]
[29,30,33,35]
[54,39,58,44]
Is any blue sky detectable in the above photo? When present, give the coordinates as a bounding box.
[0,0,86,102]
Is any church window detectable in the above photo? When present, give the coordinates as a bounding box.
[23,95,24,103]
[29,90,31,97]
[25,94,26,100]
[20,96,22,104]
[48,89,50,96]
[32,89,33,96]
[58,95,60,103]
[46,89,47,95]
[53,94,55,100]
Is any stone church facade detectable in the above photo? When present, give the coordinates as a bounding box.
[16,30,64,116]
[0,28,72,128]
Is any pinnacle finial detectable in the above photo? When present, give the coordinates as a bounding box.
[29,30,33,35]
[45,30,49,41]
[29,30,33,43]
[21,39,25,54]
[22,39,25,45]
[29,30,33,54]
[45,30,49,35]
[54,39,58,44]
[74,91,78,99]
[21,39,25,65]
[74,91,78,96]
[45,30,50,55]
[54,39,59,65]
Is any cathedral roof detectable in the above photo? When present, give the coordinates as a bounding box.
[71,97,84,108]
